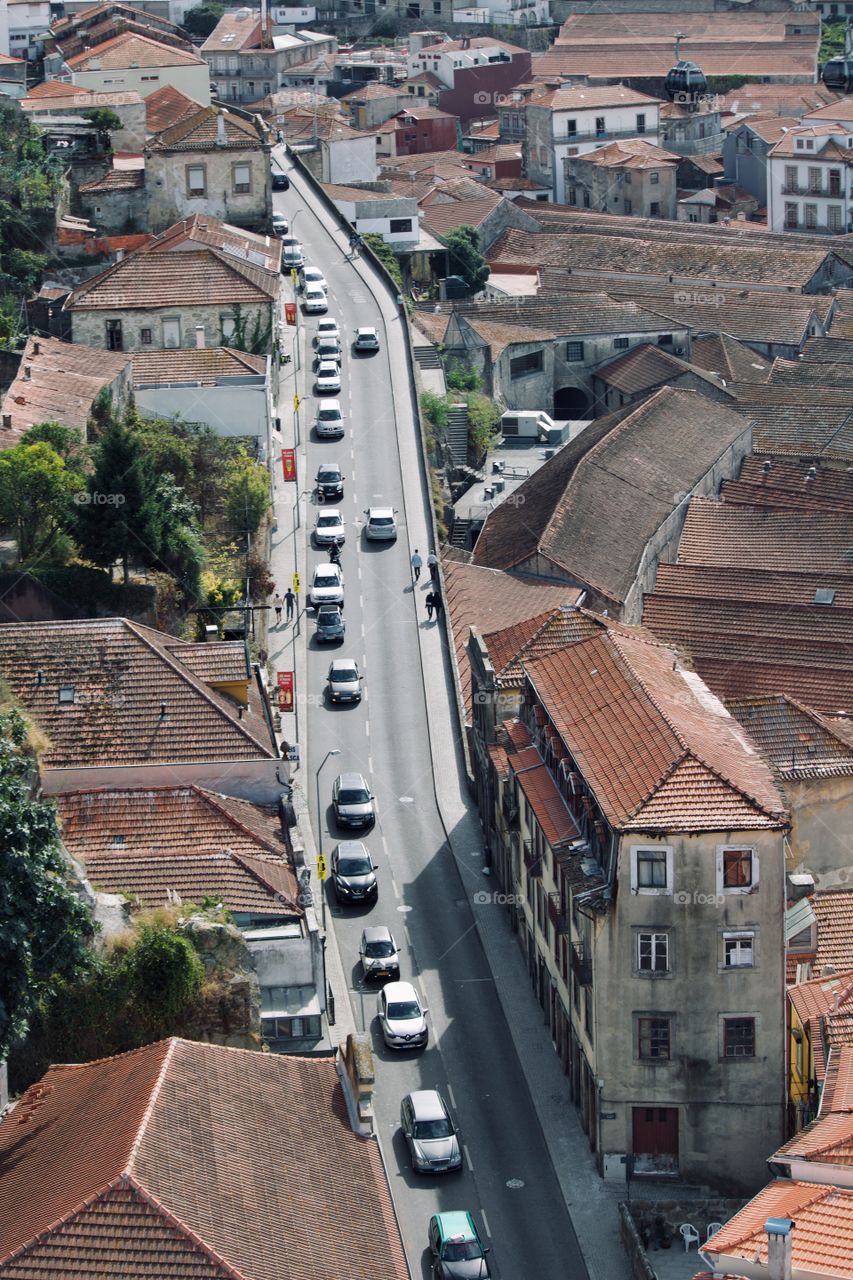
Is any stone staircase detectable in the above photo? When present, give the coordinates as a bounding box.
[450,517,471,550]
[447,404,469,467]
[413,344,442,370]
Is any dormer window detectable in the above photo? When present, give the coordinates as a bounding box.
[110,835,127,848]
[58,685,75,705]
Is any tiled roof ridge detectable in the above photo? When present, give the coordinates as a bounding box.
[194,786,284,857]
[123,620,274,756]
[729,692,853,752]
[126,1037,176,1172]
[204,245,278,297]
[229,850,296,901]
[119,1174,251,1280]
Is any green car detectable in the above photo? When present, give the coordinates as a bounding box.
[428,1211,491,1279]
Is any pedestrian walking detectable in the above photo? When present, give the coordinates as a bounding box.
[432,587,443,620]
[284,587,296,622]
[411,549,422,582]
[427,550,439,584]
[274,593,283,624]
[277,129,284,145]
[425,590,436,621]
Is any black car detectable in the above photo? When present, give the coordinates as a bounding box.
[331,841,378,905]
[316,462,343,501]
[271,171,290,190]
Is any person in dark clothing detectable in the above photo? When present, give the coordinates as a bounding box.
[431,587,443,620]
[425,591,435,621]
[284,588,296,621]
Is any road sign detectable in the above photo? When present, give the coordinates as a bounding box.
[316,854,327,881]
[293,393,300,412]
[286,744,300,763]
[276,670,294,712]
[292,572,300,594]
[291,268,298,287]
[281,448,296,482]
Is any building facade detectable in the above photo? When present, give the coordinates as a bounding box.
[563,139,679,219]
[767,123,853,235]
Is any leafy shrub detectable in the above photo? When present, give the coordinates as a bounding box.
[420,391,450,433]
[446,362,480,392]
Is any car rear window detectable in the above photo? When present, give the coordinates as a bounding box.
[338,788,369,804]
[365,939,395,957]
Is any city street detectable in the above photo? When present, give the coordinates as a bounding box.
[272,165,589,1280]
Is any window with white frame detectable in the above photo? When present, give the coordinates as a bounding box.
[637,931,669,973]
[717,846,758,895]
[630,846,673,895]
[723,932,754,968]
[186,164,206,198]
[232,162,251,194]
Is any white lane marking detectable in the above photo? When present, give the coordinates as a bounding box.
[446,1084,457,1108]
[399,795,413,803]
[364,717,369,735]
[464,1145,474,1172]
[357,565,362,581]
[391,878,401,900]
[480,1211,491,1239]
[368,755,374,773]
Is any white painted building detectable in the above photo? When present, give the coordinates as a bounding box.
[767,120,853,235]
[7,0,51,60]
[453,0,549,25]
[0,3,10,57]
[324,184,420,247]
[67,31,211,103]
[407,36,520,89]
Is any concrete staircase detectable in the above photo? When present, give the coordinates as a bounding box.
[447,404,469,467]
[414,345,442,370]
[450,517,472,550]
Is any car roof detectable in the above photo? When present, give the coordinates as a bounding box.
[316,508,341,518]
[368,506,395,518]
[357,326,377,335]
[408,1089,447,1119]
[383,981,417,1002]
[336,840,368,857]
[336,771,367,786]
[317,603,342,615]
[318,318,338,328]
[362,924,392,943]
[330,657,357,670]
[434,1212,477,1242]
[317,399,341,410]
[318,461,341,472]
[313,562,341,573]
[318,362,338,372]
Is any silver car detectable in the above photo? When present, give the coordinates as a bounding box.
[314,509,345,547]
[315,401,344,439]
[354,326,380,353]
[327,658,361,703]
[364,506,397,541]
[400,1090,462,1173]
[359,925,399,980]
[376,981,428,1050]
[332,771,375,829]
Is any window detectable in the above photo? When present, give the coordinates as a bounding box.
[638,932,669,973]
[723,933,754,968]
[583,987,593,1041]
[623,199,632,215]
[808,166,822,192]
[636,112,646,134]
[631,846,673,895]
[784,202,798,229]
[613,336,630,350]
[638,1016,671,1060]
[566,341,585,361]
[58,685,75,704]
[186,164,206,198]
[433,1,441,11]
[650,202,660,217]
[805,203,818,228]
[657,333,673,345]
[220,314,236,341]
[162,318,181,348]
[784,165,797,191]
[724,1017,755,1058]
[649,171,659,185]
[718,846,758,894]
[509,350,543,379]
[595,116,605,136]
[566,118,577,136]
[140,327,152,345]
[105,319,123,351]
[389,218,413,233]
[568,185,577,204]
[232,162,251,194]
[583,191,590,207]
[828,205,842,232]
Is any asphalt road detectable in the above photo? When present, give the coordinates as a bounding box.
[276,167,588,1280]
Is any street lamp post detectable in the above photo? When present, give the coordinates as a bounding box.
[315,748,340,929]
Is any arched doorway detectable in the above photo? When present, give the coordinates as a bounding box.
[554,385,591,416]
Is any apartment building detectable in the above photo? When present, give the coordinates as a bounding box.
[767,122,853,235]
[201,9,335,105]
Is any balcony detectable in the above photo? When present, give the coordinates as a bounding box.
[548,892,570,935]
[502,791,519,829]
[553,126,656,147]
[781,183,845,198]
[523,839,543,878]
[571,941,592,986]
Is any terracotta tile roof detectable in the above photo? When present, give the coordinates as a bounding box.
[458,316,557,356]
[769,356,853,390]
[690,334,772,384]
[746,406,853,465]
[411,310,448,345]
[0,619,275,767]
[580,138,680,169]
[421,196,501,236]
[405,71,443,89]
[776,1107,853,1166]
[790,972,853,1030]
[68,30,205,69]
[417,35,525,55]
[477,388,750,607]
[145,84,203,134]
[678,497,853,578]
[532,84,661,110]
[509,743,580,849]
[131,346,266,385]
[441,557,581,716]
[822,1044,853,1112]
[815,891,853,976]
[653,563,853,608]
[79,167,145,193]
[726,697,853,780]
[801,336,853,363]
[718,84,841,117]
[720,457,853,515]
[149,106,263,151]
[594,343,702,394]
[525,629,786,833]
[0,1039,409,1280]
[503,718,532,751]
[151,214,280,274]
[0,336,130,447]
[22,85,145,112]
[445,291,674,338]
[706,1181,853,1275]
[66,248,277,312]
[770,126,853,159]
[200,8,261,53]
[788,950,817,986]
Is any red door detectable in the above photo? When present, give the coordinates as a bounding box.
[632,1107,679,1174]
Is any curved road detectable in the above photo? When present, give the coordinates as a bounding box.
[277,167,588,1280]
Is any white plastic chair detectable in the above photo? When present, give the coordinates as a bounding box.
[706,1222,723,1243]
[680,1223,701,1252]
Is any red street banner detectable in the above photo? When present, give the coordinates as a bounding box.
[281,448,296,482]
[284,302,297,326]
[277,671,294,712]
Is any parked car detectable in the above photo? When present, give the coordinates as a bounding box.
[327,658,361,703]
[299,265,327,292]
[316,461,343,499]
[314,402,344,439]
[359,925,398,980]
[331,840,377,905]
[354,326,380,353]
[364,506,397,541]
[332,771,375,829]
[313,508,345,547]
[315,360,341,394]
[303,285,328,314]
[313,338,342,367]
[271,171,290,191]
[400,1091,461,1174]
[309,562,344,607]
[428,1212,491,1279]
[315,603,345,643]
[314,318,341,345]
[271,212,289,236]
[376,981,428,1050]
[282,241,304,269]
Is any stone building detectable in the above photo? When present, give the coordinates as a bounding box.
[563,138,680,221]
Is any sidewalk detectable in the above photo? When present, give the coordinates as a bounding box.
[271,168,633,1279]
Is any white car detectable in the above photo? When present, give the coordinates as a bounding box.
[271,212,288,236]
[282,241,304,269]
[314,400,344,439]
[315,360,341,394]
[354,326,380,353]
[376,981,428,1050]
[309,562,344,607]
[314,508,345,547]
[303,285,328,314]
[300,265,327,292]
[314,319,341,345]
[365,506,397,541]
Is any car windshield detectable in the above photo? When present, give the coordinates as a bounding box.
[387,999,421,1020]
[318,410,340,420]
[338,788,369,804]
[317,515,338,527]
[443,1241,481,1263]
[364,939,394,957]
[332,668,358,682]
[414,1117,452,1139]
[319,613,341,626]
[319,469,341,480]
[338,856,371,875]
[314,573,338,588]
[371,516,393,526]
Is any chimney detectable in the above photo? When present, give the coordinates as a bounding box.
[765,1218,793,1280]
[23,365,31,380]
[32,340,41,355]
[1,414,11,430]
[216,111,227,147]
[195,325,206,349]
[116,248,125,262]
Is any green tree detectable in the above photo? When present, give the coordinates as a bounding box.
[82,107,123,151]
[119,922,204,1024]
[0,708,94,1061]
[443,225,490,294]
[75,416,161,584]
[151,474,205,606]
[446,361,480,392]
[182,2,225,36]
[22,421,87,472]
[466,391,501,455]
[225,455,269,537]
[0,440,83,561]
[420,390,449,432]
[362,233,404,292]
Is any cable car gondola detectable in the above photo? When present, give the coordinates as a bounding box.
[822,56,853,94]
[664,59,707,102]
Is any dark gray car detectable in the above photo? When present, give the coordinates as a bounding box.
[315,604,345,643]
[400,1091,461,1173]
[331,841,378,905]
